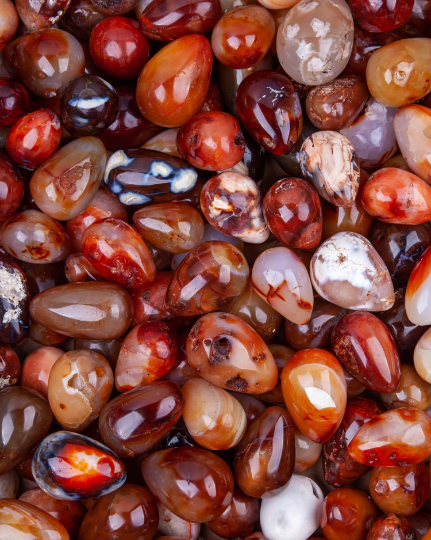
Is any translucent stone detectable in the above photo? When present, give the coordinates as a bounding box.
[414,327,431,382]
[406,247,431,325]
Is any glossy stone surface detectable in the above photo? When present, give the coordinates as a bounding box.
[21,346,63,399]
[366,38,431,108]
[348,0,414,33]
[21,262,67,299]
[140,0,221,41]
[394,104,431,184]
[1,210,71,264]
[186,312,278,394]
[306,75,369,131]
[211,6,274,69]
[236,70,302,155]
[368,222,431,288]
[60,74,119,137]
[141,447,234,523]
[81,218,156,291]
[0,344,20,389]
[33,431,126,500]
[234,406,294,497]
[361,168,431,225]
[166,241,249,316]
[104,148,202,207]
[294,426,322,472]
[348,407,431,466]
[30,282,133,339]
[98,85,162,151]
[263,177,322,250]
[277,0,354,86]
[200,172,268,244]
[0,0,18,52]
[183,378,246,450]
[6,109,61,170]
[340,98,398,169]
[19,488,86,538]
[323,397,385,487]
[89,17,150,80]
[406,247,431,325]
[0,499,69,540]
[260,475,324,540]
[177,111,244,171]
[64,252,105,283]
[16,0,72,30]
[115,321,178,392]
[381,363,431,410]
[414,327,431,383]
[281,348,347,443]
[0,386,52,474]
[133,202,204,254]
[0,255,29,346]
[0,153,23,221]
[59,0,107,41]
[48,349,113,432]
[131,271,172,326]
[0,78,28,127]
[310,232,395,311]
[136,35,212,128]
[4,29,85,98]
[66,189,127,251]
[99,381,184,457]
[78,483,159,540]
[229,391,266,426]
[331,311,401,393]
[227,282,283,342]
[300,131,360,207]
[369,463,430,516]
[367,514,417,540]
[30,137,107,221]
[321,488,379,540]
[252,246,314,324]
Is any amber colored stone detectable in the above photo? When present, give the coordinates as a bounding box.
[206,488,260,539]
[30,136,107,221]
[331,311,401,393]
[19,487,86,539]
[0,0,18,52]
[212,6,274,69]
[59,0,107,41]
[136,35,213,128]
[183,378,246,450]
[321,488,379,540]
[294,425,322,473]
[257,344,294,404]
[0,344,20,389]
[66,189,127,252]
[0,254,29,346]
[115,321,178,392]
[65,252,106,283]
[236,70,302,155]
[20,261,67,299]
[48,349,114,432]
[361,168,431,224]
[1,210,72,264]
[348,407,431,466]
[408,513,431,540]
[140,0,221,41]
[405,246,431,325]
[33,431,126,500]
[380,364,431,411]
[6,109,61,170]
[0,386,52,474]
[30,320,69,347]
[21,346,63,399]
[367,514,417,540]
[306,75,369,131]
[30,282,133,339]
[166,241,249,316]
[368,222,431,288]
[0,498,69,540]
[234,406,295,498]
[284,297,347,351]
[281,349,347,444]
[99,381,183,458]
[141,447,234,523]
[89,17,150,80]
[131,272,172,326]
[230,391,266,426]
[366,38,431,108]
[78,484,159,540]
[81,218,155,291]
[133,202,204,254]
[323,397,385,488]
[369,463,430,517]
[186,312,278,394]
[0,153,24,221]
[263,177,322,250]
[3,29,85,98]
[201,78,224,113]
[0,77,29,127]
[348,0,413,32]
